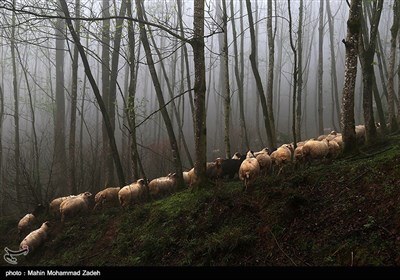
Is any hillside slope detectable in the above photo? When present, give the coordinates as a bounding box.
[1,135,400,266]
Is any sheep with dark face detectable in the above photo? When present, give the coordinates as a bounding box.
[239,151,260,191]
[206,158,225,180]
[19,221,51,253]
[59,192,94,223]
[221,153,246,179]
[118,179,147,208]
[93,187,121,210]
[149,173,178,199]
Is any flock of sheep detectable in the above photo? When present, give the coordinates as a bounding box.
[16,124,371,255]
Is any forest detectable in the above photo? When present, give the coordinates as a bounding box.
[0,0,399,219]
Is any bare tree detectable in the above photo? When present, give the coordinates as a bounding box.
[135,0,183,186]
[341,0,362,153]
[317,0,324,136]
[246,0,276,149]
[388,0,399,132]
[68,0,80,195]
[192,0,207,186]
[266,0,276,144]
[59,0,125,186]
[358,0,383,145]
[295,0,304,140]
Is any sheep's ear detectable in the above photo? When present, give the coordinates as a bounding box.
[137,178,145,184]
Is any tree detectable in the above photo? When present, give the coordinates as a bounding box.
[387,0,399,132]
[135,0,183,186]
[68,0,80,195]
[191,0,207,186]
[295,0,304,140]
[317,0,324,136]
[266,0,276,144]
[59,0,125,186]
[358,0,383,145]
[341,0,362,153]
[246,0,276,149]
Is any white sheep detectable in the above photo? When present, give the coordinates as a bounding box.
[239,151,260,191]
[149,173,177,199]
[59,192,93,223]
[183,168,195,187]
[93,187,121,210]
[355,125,366,144]
[118,179,147,208]
[19,221,51,253]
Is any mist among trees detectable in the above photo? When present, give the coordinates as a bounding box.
[0,0,398,217]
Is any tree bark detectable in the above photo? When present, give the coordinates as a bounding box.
[266,0,276,144]
[295,0,304,140]
[191,0,207,186]
[69,0,80,195]
[388,0,399,132]
[246,0,276,149]
[59,0,125,186]
[135,0,183,187]
[341,0,362,154]
[317,0,324,136]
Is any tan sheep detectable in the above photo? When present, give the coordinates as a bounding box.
[355,125,366,144]
[183,168,195,187]
[270,144,293,175]
[59,192,93,223]
[49,195,78,217]
[19,221,51,253]
[254,148,272,175]
[17,214,36,236]
[327,139,341,159]
[239,151,260,191]
[93,187,121,210]
[302,139,329,164]
[118,179,147,208]
[149,173,177,199]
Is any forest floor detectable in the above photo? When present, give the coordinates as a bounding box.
[1,134,400,268]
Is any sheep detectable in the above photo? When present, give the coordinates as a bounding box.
[239,151,260,192]
[149,173,178,199]
[49,195,78,217]
[326,139,341,160]
[254,148,272,175]
[59,192,94,223]
[17,204,45,236]
[221,153,246,179]
[206,158,225,180]
[18,214,36,237]
[355,125,366,144]
[118,179,147,208]
[19,221,51,253]
[270,144,293,175]
[183,168,195,187]
[294,145,304,163]
[93,187,121,211]
[301,139,329,164]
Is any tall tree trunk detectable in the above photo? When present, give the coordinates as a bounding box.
[317,0,324,136]
[0,84,4,215]
[341,0,362,154]
[266,0,276,145]
[141,2,193,167]
[69,0,80,195]
[191,0,207,186]
[359,0,383,145]
[11,0,21,210]
[288,0,298,149]
[59,0,125,186]
[126,0,146,181]
[54,2,67,196]
[217,0,231,158]
[388,0,399,132]
[230,0,249,151]
[101,0,113,187]
[135,0,183,187]
[295,0,304,140]
[326,0,340,131]
[246,0,276,149]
